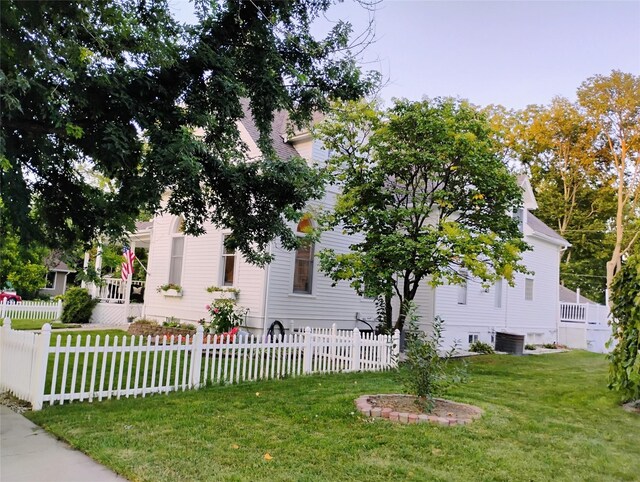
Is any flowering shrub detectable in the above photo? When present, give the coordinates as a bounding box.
[203,298,245,334]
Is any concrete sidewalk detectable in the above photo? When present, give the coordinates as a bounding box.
[0,405,126,482]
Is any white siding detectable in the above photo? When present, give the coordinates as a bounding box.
[421,234,562,349]
[504,236,560,344]
[142,137,375,334]
[430,274,504,350]
[264,139,375,331]
[142,214,267,329]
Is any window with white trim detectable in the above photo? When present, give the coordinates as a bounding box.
[525,278,534,301]
[494,278,503,308]
[169,219,185,286]
[221,235,236,286]
[293,217,314,294]
[458,271,468,305]
[45,271,56,289]
[468,333,479,344]
[514,208,524,232]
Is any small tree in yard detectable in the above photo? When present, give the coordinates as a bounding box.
[608,254,640,403]
[402,303,465,411]
[316,98,529,332]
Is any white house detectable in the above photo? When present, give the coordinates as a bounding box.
[418,176,570,348]
[139,106,377,334]
[130,110,569,348]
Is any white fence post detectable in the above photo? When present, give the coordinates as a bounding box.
[330,323,337,370]
[392,329,401,367]
[303,327,312,374]
[56,299,63,320]
[0,318,10,392]
[351,328,361,372]
[30,323,52,410]
[1,299,6,318]
[190,325,204,388]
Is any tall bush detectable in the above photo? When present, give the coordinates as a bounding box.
[608,255,640,402]
[62,287,98,324]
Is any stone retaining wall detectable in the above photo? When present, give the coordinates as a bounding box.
[355,394,483,426]
[128,322,195,339]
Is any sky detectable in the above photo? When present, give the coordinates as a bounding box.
[169,0,640,109]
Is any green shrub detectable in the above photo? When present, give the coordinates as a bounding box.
[542,343,558,349]
[61,287,98,324]
[204,298,246,334]
[608,255,640,402]
[525,343,536,351]
[401,303,466,412]
[469,340,495,354]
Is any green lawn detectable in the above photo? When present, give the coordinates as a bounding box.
[27,351,639,482]
[0,318,80,330]
[49,329,129,345]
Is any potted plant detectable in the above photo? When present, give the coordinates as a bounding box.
[157,283,183,297]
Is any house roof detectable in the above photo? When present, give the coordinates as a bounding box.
[559,285,597,305]
[517,174,539,211]
[239,99,300,160]
[46,259,74,273]
[527,212,569,246]
[135,221,153,231]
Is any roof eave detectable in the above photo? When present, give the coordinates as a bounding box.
[529,231,571,248]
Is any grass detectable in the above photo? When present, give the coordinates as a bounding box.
[49,329,129,346]
[26,351,639,482]
[0,318,81,330]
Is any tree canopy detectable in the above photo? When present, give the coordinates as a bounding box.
[316,99,528,331]
[486,71,639,302]
[577,71,640,292]
[1,0,378,264]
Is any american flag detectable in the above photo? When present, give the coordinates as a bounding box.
[121,246,135,282]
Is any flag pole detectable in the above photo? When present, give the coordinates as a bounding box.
[134,256,148,274]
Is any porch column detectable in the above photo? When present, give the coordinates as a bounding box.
[81,251,91,288]
[123,241,135,323]
[93,244,103,298]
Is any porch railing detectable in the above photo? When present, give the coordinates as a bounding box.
[96,278,145,303]
[560,302,609,325]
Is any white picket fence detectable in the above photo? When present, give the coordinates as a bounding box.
[0,300,62,320]
[0,320,399,410]
[0,324,49,404]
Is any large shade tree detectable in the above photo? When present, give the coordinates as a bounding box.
[577,71,640,294]
[486,99,617,303]
[316,99,528,331]
[1,0,378,264]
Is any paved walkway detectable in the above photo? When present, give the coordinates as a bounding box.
[0,406,126,482]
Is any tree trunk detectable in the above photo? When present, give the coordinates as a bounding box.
[606,156,626,304]
[384,294,393,331]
